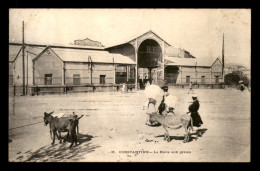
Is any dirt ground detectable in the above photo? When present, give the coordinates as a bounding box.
[8,88,251,162]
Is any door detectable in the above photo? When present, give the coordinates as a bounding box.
[73,74,80,85]
[186,76,190,83]
[215,76,219,83]
[45,74,52,85]
[201,76,205,83]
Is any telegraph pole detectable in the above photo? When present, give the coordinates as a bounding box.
[222,33,225,77]
[195,61,197,84]
[22,21,25,95]
[26,52,28,95]
[88,56,93,85]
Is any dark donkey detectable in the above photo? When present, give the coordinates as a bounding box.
[43,111,78,148]
[56,112,84,141]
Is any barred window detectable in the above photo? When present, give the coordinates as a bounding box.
[100,75,106,84]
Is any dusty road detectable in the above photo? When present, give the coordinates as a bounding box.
[8,88,250,162]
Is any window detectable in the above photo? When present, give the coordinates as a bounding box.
[116,72,127,84]
[73,74,80,85]
[153,47,157,53]
[45,74,52,85]
[116,66,127,72]
[100,75,106,84]
[215,76,219,83]
[201,76,205,83]
[186,76,190,83]
[146,46,151,53]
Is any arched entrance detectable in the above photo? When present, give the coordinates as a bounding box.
[137,39,162,88]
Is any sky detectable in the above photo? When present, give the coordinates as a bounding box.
[9,9,251,68]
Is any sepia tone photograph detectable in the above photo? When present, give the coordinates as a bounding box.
[8,8,251,162]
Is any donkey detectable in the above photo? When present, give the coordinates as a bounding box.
[43,112,78,148]
[148,113,193,143]
[56,112,84,142]
[146,101,193,143]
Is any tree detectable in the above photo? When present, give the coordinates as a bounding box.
[224,71,250,87]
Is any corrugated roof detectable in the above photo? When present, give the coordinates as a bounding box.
[25,46,45,59]
[10,42,105,50]
[9,44,45,62]
[9,45,22,62]
[165,56,213,67]
[51,48,135,64]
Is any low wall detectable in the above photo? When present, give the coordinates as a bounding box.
[9,85,25,96]
[168,83,225,89]
[9,84,136,96]
[9,83,226,96]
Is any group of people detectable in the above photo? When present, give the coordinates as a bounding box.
[143,82,203,130]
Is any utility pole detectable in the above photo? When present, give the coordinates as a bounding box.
[26,52,28,95]
[195,61,197,84]
[22,21,25,96]
[88,56,93,85]
[113,57,116,84]
[222,33,225,78]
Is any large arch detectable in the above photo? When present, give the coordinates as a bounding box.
[137,39,162,68]
[137,39,162,87]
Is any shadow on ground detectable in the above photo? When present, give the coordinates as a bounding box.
[155,128,208,142]
[19,133,100,162]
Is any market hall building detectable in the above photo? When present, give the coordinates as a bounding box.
[106,30,224,88]
[9,30,224,95]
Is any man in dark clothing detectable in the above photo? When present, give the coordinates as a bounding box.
[158,86,168,115]
[187,94,203,127]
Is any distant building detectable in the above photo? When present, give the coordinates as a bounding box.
[9,42,135,95]
[74,38,104,47]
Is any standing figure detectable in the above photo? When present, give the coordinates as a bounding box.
[143,76,148,87]
[239,81,245,91]
[187,94,203,135]
[188,81,193,94]
[121,83,126,93]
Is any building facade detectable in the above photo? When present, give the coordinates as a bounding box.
[9,30,224,95]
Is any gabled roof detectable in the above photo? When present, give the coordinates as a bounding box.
[51,48,136,65]
[211,58,223,67]
[32,46,64,64]
[165,56,214,67]
[105,30,171,49]
[9,45,22,62]
[25,46,45,58]
[128,30,171,46]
